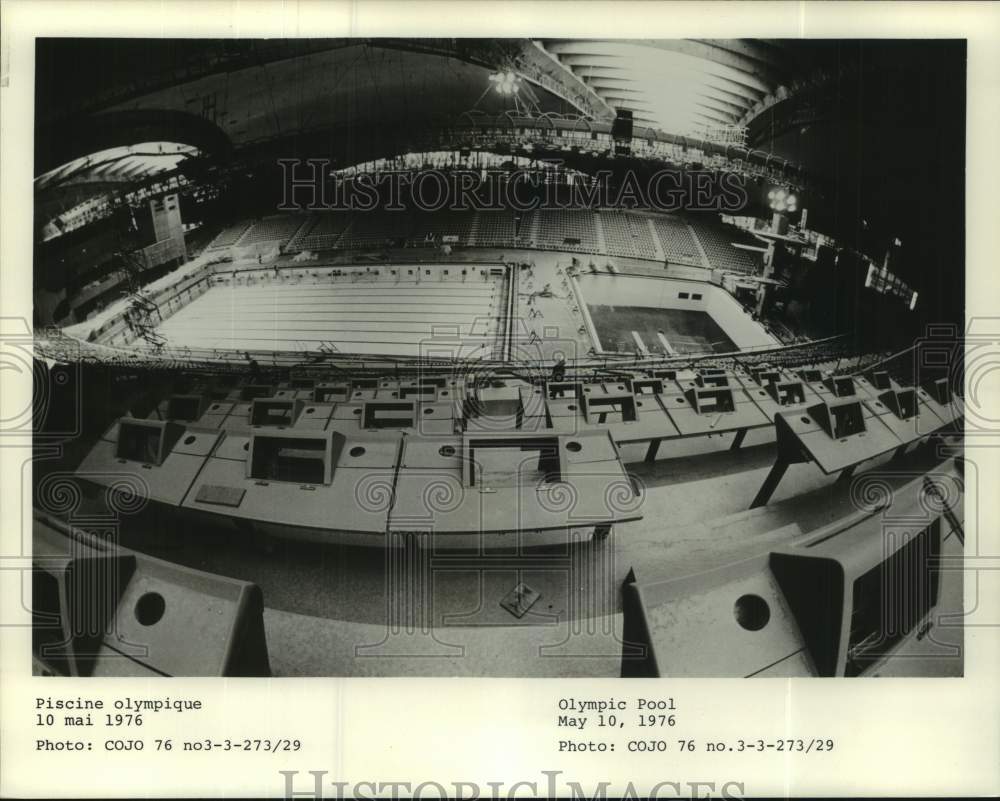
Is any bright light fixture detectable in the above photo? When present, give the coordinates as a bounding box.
[489,70,521,96]
[768,187,798,214]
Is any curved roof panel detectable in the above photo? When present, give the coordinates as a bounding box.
[537,39,791,136]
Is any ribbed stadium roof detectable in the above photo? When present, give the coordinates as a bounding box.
[34,142,198,192]
[536,39,791,136]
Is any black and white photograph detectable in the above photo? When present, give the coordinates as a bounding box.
[2,2,999,798]
[27,35,968,679]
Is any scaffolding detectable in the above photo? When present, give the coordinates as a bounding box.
[110,199,166,350]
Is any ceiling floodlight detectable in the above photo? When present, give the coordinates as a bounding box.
[768,187,798,214]
[489,70,522,96]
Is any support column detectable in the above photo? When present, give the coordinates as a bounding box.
[836,464,857,484]
[749,459,790,509]
[730,428,748,451]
